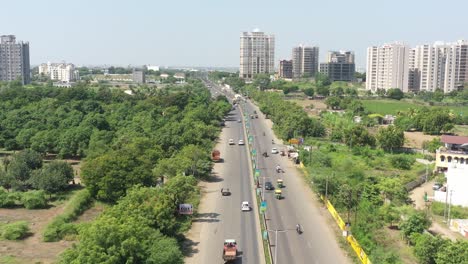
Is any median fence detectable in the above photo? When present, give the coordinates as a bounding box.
[301,163,372,264]
[240,102,272,264]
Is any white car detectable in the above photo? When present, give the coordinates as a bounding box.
[241,201,250,211]
[238,140,245,145]
[228,139,235,145]
[237,119,242,123]
[271,147,279,154]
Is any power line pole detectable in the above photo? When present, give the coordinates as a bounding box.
[443,185,449,223]
[447,190,454,225]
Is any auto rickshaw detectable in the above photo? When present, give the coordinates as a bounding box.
[275,189,282,199]
[277,179,283,188]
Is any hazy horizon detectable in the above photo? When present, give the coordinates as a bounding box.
[2,0,467,69]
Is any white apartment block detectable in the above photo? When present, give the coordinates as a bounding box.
[39,62,79,83]
[240,30,275,79]
[366,42,410,92]
[409,40,468,93]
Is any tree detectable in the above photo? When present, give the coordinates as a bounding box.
[377,177,406,204]
[325,96,341,109]
[435,240,468,264]
[303,87,314,97]
[29,161,74,195]
[376,125,404,152]
[423,138,442,153]
[81,148,154,203]
[378,204,400,227]
[343,125,375,147]
[411,233,446,264]
[400,212,430,239]
[387,88,404,100]
[253,74,271,90]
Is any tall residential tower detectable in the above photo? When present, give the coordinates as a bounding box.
[366,42,410,92]
[292,45,319,78]
[239,30,275,79]
[0,35,30,84]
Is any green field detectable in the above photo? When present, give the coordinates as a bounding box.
[361,99,468,115]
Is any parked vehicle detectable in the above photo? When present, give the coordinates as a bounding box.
[211,150,221,162]
[432,183,442,190]
[223,239,237,262]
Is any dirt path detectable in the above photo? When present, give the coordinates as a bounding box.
[409,181,461,241]
[0,205,72,263]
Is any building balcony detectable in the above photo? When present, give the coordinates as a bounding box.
[436,148,468,170]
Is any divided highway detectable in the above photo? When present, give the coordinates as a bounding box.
[187,80,263,264]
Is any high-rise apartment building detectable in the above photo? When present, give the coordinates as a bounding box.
[39,62,79,83]
[366,42,410,92]
[239,30,275,79]
[319,51,355,82]
[292,45,319,78]
[279,60,293,79]
[0,35,30,84]
[409,40,468,93]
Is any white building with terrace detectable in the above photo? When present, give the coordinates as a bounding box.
[435,135,468,172]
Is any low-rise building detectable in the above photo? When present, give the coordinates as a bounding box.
[434,164,468,207]
[38,62,79,83]
[435,135,468,171]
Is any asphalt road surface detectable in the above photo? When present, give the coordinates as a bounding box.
[242,99,351,264]
[201,77,351,263]
[192,81,262,264]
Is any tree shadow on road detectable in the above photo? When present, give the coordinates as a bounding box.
[181,237,200,257]
[203,172,224,183]
[192,212,220,223]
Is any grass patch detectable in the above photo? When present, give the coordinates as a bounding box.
[43,189,93,242]
[0,221,30,240]
[0,255,18,264]
[432,201,468,219]
[453,125,468,136]
[361,99,468,115]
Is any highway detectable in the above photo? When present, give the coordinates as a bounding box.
[188,79,263,264]
[204,77,351,264]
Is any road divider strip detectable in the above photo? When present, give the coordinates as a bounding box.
[301,163,372,264]
[239,103,270,264]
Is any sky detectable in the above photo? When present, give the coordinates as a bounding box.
[2,0,467,69]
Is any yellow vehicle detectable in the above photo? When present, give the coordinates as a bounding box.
[275,189,282,199]
[277,179,283,188]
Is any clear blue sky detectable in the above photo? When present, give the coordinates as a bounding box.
[2,0,467,69]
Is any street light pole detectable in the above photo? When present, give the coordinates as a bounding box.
[266,229,289,264]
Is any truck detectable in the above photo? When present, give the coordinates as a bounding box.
[222,239,237,263]
[211,149,221,162]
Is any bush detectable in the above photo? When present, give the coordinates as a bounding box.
[0,221,30,240]
[390,155,415,170]
[43,189,93,242]
[0,188,19,208]
[21,190,48,209]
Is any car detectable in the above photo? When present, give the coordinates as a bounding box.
[271,148,279,154]
[228,139,234,145]
[241,201,250,211]
[238,139,245,145]
[237,119,242,123]
[265,181,274,190]
[432,183,442,190]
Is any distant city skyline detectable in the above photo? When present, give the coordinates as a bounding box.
[2,0,467,69]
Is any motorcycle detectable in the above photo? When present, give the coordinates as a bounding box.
[296,224,302,234]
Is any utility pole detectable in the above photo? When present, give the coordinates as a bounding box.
[447,190,454,225]
[267,228,290,264]
[425,163,428,183]
[325,173,330,200]
[443,185,449,223]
